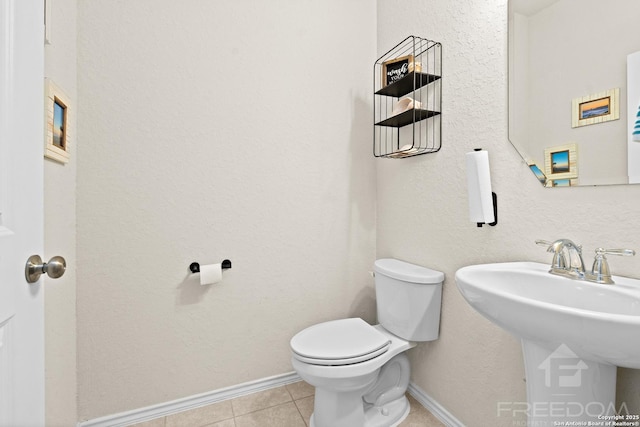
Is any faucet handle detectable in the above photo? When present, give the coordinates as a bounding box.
[535,239,582,252]
[535,239,567,270]
[587,248,635,285]
[595,248,636,257]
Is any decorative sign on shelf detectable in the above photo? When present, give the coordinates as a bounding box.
[381,55,421,88]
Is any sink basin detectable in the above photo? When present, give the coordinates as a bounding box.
[455,261,640,368]
[455,262,640,426]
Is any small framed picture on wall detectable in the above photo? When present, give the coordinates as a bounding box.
[45,79,71,164]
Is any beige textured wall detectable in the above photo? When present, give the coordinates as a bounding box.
[76,0,376,420]
[377,0,640,426]
[44,0,78,425]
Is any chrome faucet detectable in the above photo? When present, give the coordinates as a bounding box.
[537,239,635,284]
[536,239,585,279]
[584,248,636,284]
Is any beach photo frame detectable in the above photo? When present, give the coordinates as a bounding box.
[572,88,619,128]
[544,143,578,184]
[45,79,71,164]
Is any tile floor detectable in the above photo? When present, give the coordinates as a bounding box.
[129,381,445,427]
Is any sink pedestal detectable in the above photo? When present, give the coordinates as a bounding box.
[521,340,617,427]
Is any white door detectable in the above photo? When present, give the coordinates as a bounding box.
[0,0,45,426]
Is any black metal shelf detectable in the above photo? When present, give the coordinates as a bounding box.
[374,109,441,128]
[373,36,442,158]
[374,72,441,98]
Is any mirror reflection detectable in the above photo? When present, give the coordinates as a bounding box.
[508,0,640,187]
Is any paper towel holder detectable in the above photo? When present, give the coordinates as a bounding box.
[471,148,498,228]
[477,192,498,228]
[189,259,232,274]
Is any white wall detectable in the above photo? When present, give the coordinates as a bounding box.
[377,0,640,426]
[43,0,78,425]
[76,0,377,420]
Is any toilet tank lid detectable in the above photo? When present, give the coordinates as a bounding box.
[374,258,444,284]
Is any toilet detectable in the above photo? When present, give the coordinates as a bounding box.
[290,258,444,427]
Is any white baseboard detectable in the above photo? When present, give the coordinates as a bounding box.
[78,373,463,427]
[77,372,302,427]
[408,382,465,427]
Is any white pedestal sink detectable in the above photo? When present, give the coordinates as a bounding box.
[455,262,640,427]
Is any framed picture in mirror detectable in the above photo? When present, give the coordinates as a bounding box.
[529,164,548,186]
[544,143,578,185]
[572,88,619,128]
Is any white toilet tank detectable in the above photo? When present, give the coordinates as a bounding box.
[374,258,444,342]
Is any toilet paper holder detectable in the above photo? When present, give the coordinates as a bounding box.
[189,259,232,274]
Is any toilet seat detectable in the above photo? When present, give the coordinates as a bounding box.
[290,318,391,366]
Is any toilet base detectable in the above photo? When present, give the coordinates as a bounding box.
[292,327,416,427]
[309,395,410,427]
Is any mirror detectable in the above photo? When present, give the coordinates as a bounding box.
[508,0,640,187]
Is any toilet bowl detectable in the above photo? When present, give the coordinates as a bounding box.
[292,319,415,427]
[290,259,444,427]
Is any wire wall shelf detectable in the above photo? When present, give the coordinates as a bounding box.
[374,36,442,158]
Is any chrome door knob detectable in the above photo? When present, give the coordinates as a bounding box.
[25,255,66,283]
